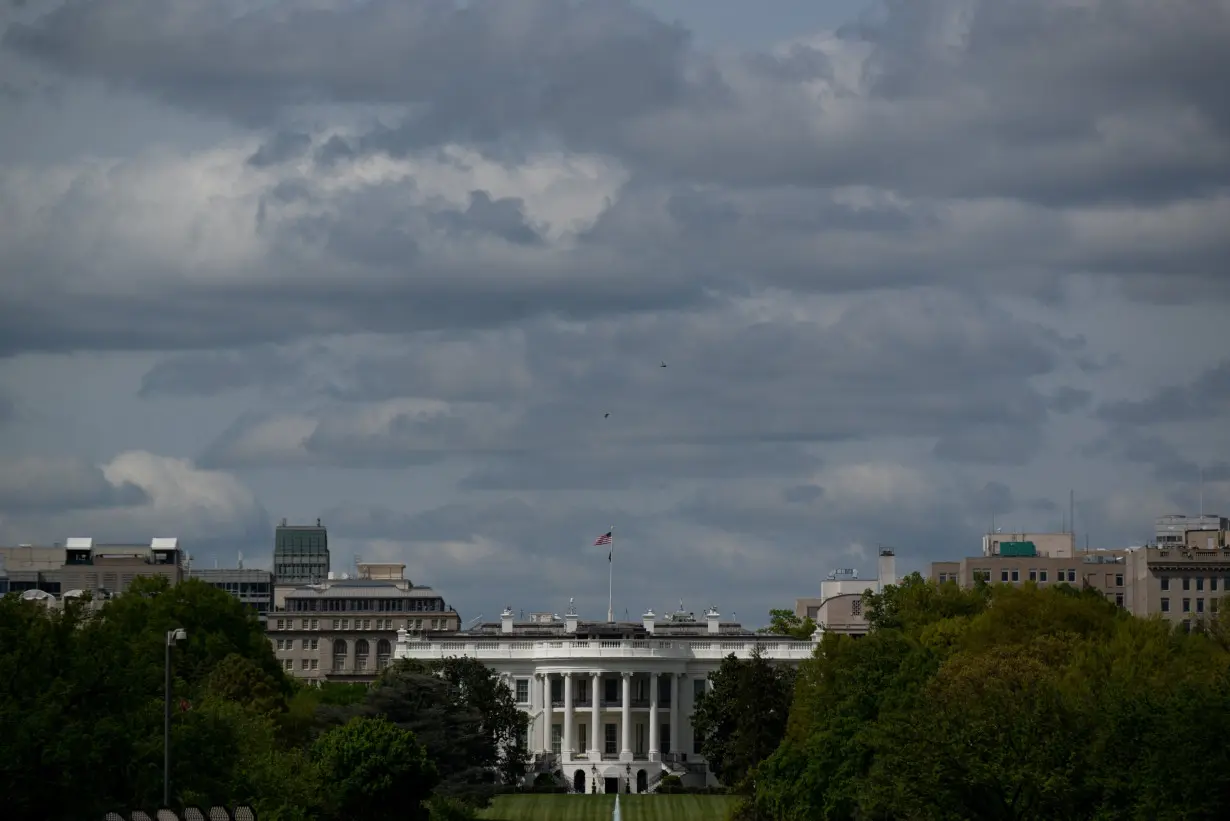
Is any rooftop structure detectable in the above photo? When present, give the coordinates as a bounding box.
[273,519,329,585]
[793,549,897,638]
[392,602,815,793]
[0,538,183,596]
[188,567,274,617]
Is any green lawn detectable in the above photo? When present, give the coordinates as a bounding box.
[478,794,738,821]
[478,794,615,821]
[622,795,739,821]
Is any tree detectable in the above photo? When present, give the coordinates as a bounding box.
[758,608,816,640]
[313,716,437,821]
[322,657,527,807]
[691,650,795,792]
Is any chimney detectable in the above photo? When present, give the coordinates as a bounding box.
[706,607,720,634]
[643,609,655,633]
[878,549,897,588]
[501,607,515,634]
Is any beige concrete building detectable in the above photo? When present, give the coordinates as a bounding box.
[266,562,461,682]
[0,537,183,596]
[794,549,897,638]
[933,520,1230,628]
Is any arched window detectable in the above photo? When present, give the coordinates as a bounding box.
[332,639,347,672]
[355,639,370,671]
[376,638,391,670]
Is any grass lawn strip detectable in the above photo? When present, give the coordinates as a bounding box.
[478,794,617,821]
[619,794,741,821]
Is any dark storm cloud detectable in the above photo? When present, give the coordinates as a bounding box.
[0,456,149,512]
[138,347,304,398]
[1098,360,1230,426]
[196,289,1072,483]
[246,130,311,168]
[6,0,692,134]
[10,0,1228,210]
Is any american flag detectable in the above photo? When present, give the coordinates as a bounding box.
[593,531,612,546]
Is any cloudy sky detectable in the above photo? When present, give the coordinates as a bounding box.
[1,0,1228,626]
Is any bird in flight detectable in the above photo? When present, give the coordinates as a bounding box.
[604,412,610,418]
[660,361,667,368]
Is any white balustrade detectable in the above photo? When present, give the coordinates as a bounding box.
[393,637,816,662]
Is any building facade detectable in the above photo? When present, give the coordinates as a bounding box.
[393,605,816,794]
[267,562,460,682]
[0,538,183,596]
[794,549,897,637]
[932,521,1230,628]
[273,519,330,585]
[188,568,274,617]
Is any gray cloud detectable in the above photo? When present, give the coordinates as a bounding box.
[1098,360,1230,426]
[0,456,148,512]
[1,0,1227,623]
[195,290,1071,482]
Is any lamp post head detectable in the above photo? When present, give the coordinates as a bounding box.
[168,628,187,644]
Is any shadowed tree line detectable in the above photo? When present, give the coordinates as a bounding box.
[0,578,527,821]
[700,574,1230,821]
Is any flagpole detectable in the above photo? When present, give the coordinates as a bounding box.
[607,526,614,624]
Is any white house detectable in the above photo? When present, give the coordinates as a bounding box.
[393,603,816,794]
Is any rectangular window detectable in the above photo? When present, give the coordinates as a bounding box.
[1161,597,1170,613]
[311,619,319,629]
[1212,598,1220,613]
[605,678,619,703]
[1183,598,1192,613]
[661,722,671,754]
[1183,577,1191,590]
[552,678,564,704]
[1161,577,1170,591]
[551,725,562,755]
[693,679,706,701]
[1197,598,1205,614]
[579,724,588,753]
[604,723,618,755]
[1115,593,1124,608]
[332,619,341,630]
[1010,569,1020,582]
[693,730,703,755]
[1196,577,1204,592]
[1067,569,1076,582]
[1001,569,1009,582]
[1039,570,1048,583]
[515,679,530,704]
[658,674,671,705]
[1028,569,1037,582]
[283,659,292,671]
[300,659,309,670]
[635,723,645,756]
[1212,578,1219,592]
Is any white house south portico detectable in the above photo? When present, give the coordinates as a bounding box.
[393,602,817,792]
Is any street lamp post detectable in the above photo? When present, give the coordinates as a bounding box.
[164,628,188,807]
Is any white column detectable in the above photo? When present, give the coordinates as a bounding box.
[670,673,680,757]
[590,672,601,758]
[621,672,632,760]
[563,672,575,758]
[541,673,552,753]
[649,672,660,761]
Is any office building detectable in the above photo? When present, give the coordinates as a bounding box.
[266,562,460,683]
[273,519,330,585]
[393,603,815,793]
[188,567,274,617]
[0,538,183,596]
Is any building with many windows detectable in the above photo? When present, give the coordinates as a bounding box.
[188,567,274,618]
[393,603,816,794]
[932,518,1230,628]
[273,519,330,585]
[267,562,460,682]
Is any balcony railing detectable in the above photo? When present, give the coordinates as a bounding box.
[396,637,816,662]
